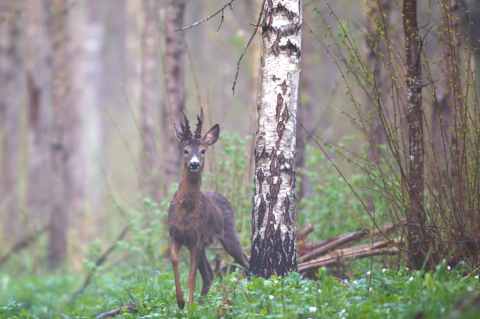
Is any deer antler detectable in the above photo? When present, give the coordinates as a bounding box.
[180,110,192,141]
[194,104,204,139]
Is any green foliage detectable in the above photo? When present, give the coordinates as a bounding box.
[1,261,479,318]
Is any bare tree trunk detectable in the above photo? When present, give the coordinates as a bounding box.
[403,0,427,270]
[46,0,72,269]
[162,0,187,191]
[0,20,22,242]
[250,0,301,277]
[26,0,51,229]
[140,0,160,202]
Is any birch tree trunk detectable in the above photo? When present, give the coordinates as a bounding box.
[403,0,427,270]
[140,0,160,202]
[250,0,301,277]
[47,0,71,269]
[162,0,187,192]
[26,0,50,228]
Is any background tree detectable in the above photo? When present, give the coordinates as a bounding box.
[139,0,161,202]
[163,0,188,192]
[26,0,50,230]
[0,3,22,242]
[46,0,72,269]
[250,0,302,277]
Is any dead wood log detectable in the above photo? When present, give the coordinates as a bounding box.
[96,304,136,319]
[298,247,397,273]
[0,224,49,266]
[71,225,129,301]
[297,224,314,239]
[299,228,370,262]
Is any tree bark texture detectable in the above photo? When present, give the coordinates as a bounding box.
[140,0,160,202]
[250,0,301,278]
[403,0,427,270]
[0,19,22,242]
[162,0,187,192]
[26,0,51,228]
[47,0,71,269]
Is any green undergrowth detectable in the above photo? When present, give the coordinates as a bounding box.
[1,260,479,318]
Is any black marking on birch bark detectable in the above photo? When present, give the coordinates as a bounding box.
[251,198,256,240]
[269,149,281,176]
[272,75,276,81]
[268,0,273,8]
[281,80,287,95]
[276,120,285,150]
[281,103,289,123]
[257,196,267,231]
[284,194,291,227]
[276,94,283,121]
[278,151,285,168]
[272,29,282,57]
[257,169,265,195]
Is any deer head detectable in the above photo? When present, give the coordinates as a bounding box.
[173,105,219,174]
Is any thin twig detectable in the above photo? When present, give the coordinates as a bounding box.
[232,0,266,95]
[175,0,235,32]
[71,225,130,301]
[0,225,49,266]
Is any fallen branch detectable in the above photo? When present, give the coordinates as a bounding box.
[299,228,370,262]
[96,304,136,319]
[71,225,130,301]
[0,224,49,266]
[297,224,315,239]
[299,247,397,273]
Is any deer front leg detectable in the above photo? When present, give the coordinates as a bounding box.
[188,244,202,305]
[170,239,185,309]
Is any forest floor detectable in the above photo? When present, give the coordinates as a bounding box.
[1,258,480,319]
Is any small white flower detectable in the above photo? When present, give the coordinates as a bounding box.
[367,271,371,275]
[353,280,358,284]
[304,287,308,291]
[468,286,473,292]
[318,289,321,293]
[406,268,409,271]
[409,277,414,281]
[269,295,274,300]
[382,268,387,273]
[309,307,317,313]
[274,280,278,284]
[447,266,451,270]
[342,309,346,313]
[475,275,479,280]
[325,303,328,306]
[231,277,237,282]
[369,287,373,291]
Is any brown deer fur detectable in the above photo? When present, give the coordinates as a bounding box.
[169,106,249,309]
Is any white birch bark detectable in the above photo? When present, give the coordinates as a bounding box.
[250,0,301,277]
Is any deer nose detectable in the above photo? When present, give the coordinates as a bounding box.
[189,161,200,170]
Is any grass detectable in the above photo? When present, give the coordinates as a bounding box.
[1,258,480,318]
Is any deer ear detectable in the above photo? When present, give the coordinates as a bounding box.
[173,123,185,143]
[203,124,220,148]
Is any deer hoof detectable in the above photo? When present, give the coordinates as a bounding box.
[177,300,185,309]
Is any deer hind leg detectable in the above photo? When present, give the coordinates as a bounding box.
[219,237,250,271]
[198,248,214,296]
[170,239,185,309]
[188,244,202,305]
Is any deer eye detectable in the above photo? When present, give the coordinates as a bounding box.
[184,149,188,154]
[201,150,205,154]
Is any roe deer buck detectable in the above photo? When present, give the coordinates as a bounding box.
[169,105,249,309]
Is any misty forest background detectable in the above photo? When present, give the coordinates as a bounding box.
[2,0,480,315]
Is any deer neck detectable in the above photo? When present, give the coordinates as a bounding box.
[177,169,202,211]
